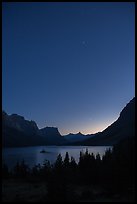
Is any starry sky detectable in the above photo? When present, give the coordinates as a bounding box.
[2,2,135,135]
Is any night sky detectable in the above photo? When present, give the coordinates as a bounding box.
[2,2,135,135]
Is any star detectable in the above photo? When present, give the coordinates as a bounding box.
[82,41,87,47]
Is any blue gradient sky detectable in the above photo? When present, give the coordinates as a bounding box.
[2,2,135,135]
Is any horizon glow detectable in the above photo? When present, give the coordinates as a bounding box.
[2,2,135,135]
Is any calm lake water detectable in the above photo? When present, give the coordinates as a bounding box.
[2,146,112,170]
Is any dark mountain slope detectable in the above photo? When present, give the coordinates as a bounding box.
[76,97,135,145]
[2,112,66,147]
[39,127,66,145]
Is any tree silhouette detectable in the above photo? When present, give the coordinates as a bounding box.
[70,156,77,169]
[13,160,29,178]
[54,153,63,170]
[3,138,135,202]
[63,152,70,168]
[2,163,9,179]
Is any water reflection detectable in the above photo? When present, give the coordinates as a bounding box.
[2,146,112,170]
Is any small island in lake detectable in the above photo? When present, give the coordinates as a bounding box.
[40,150,50,153]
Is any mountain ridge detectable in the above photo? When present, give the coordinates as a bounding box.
[74,97,135,145]
[2,97,135,147]
[2,112,66,147]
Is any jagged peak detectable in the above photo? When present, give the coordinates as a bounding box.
[77,132,83,135]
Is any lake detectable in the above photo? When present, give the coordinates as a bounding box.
[2,146,112,170]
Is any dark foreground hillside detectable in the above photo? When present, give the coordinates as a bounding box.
[2,136,135,202]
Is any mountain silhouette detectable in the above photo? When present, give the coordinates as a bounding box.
[75,97,135,145]
[2,97,135,147]
[2,112,66,147]
[63,132,100,143]
[39,127,66,145]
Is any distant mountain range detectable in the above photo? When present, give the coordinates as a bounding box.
[2,97,135,147]
[63,132,100,143]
